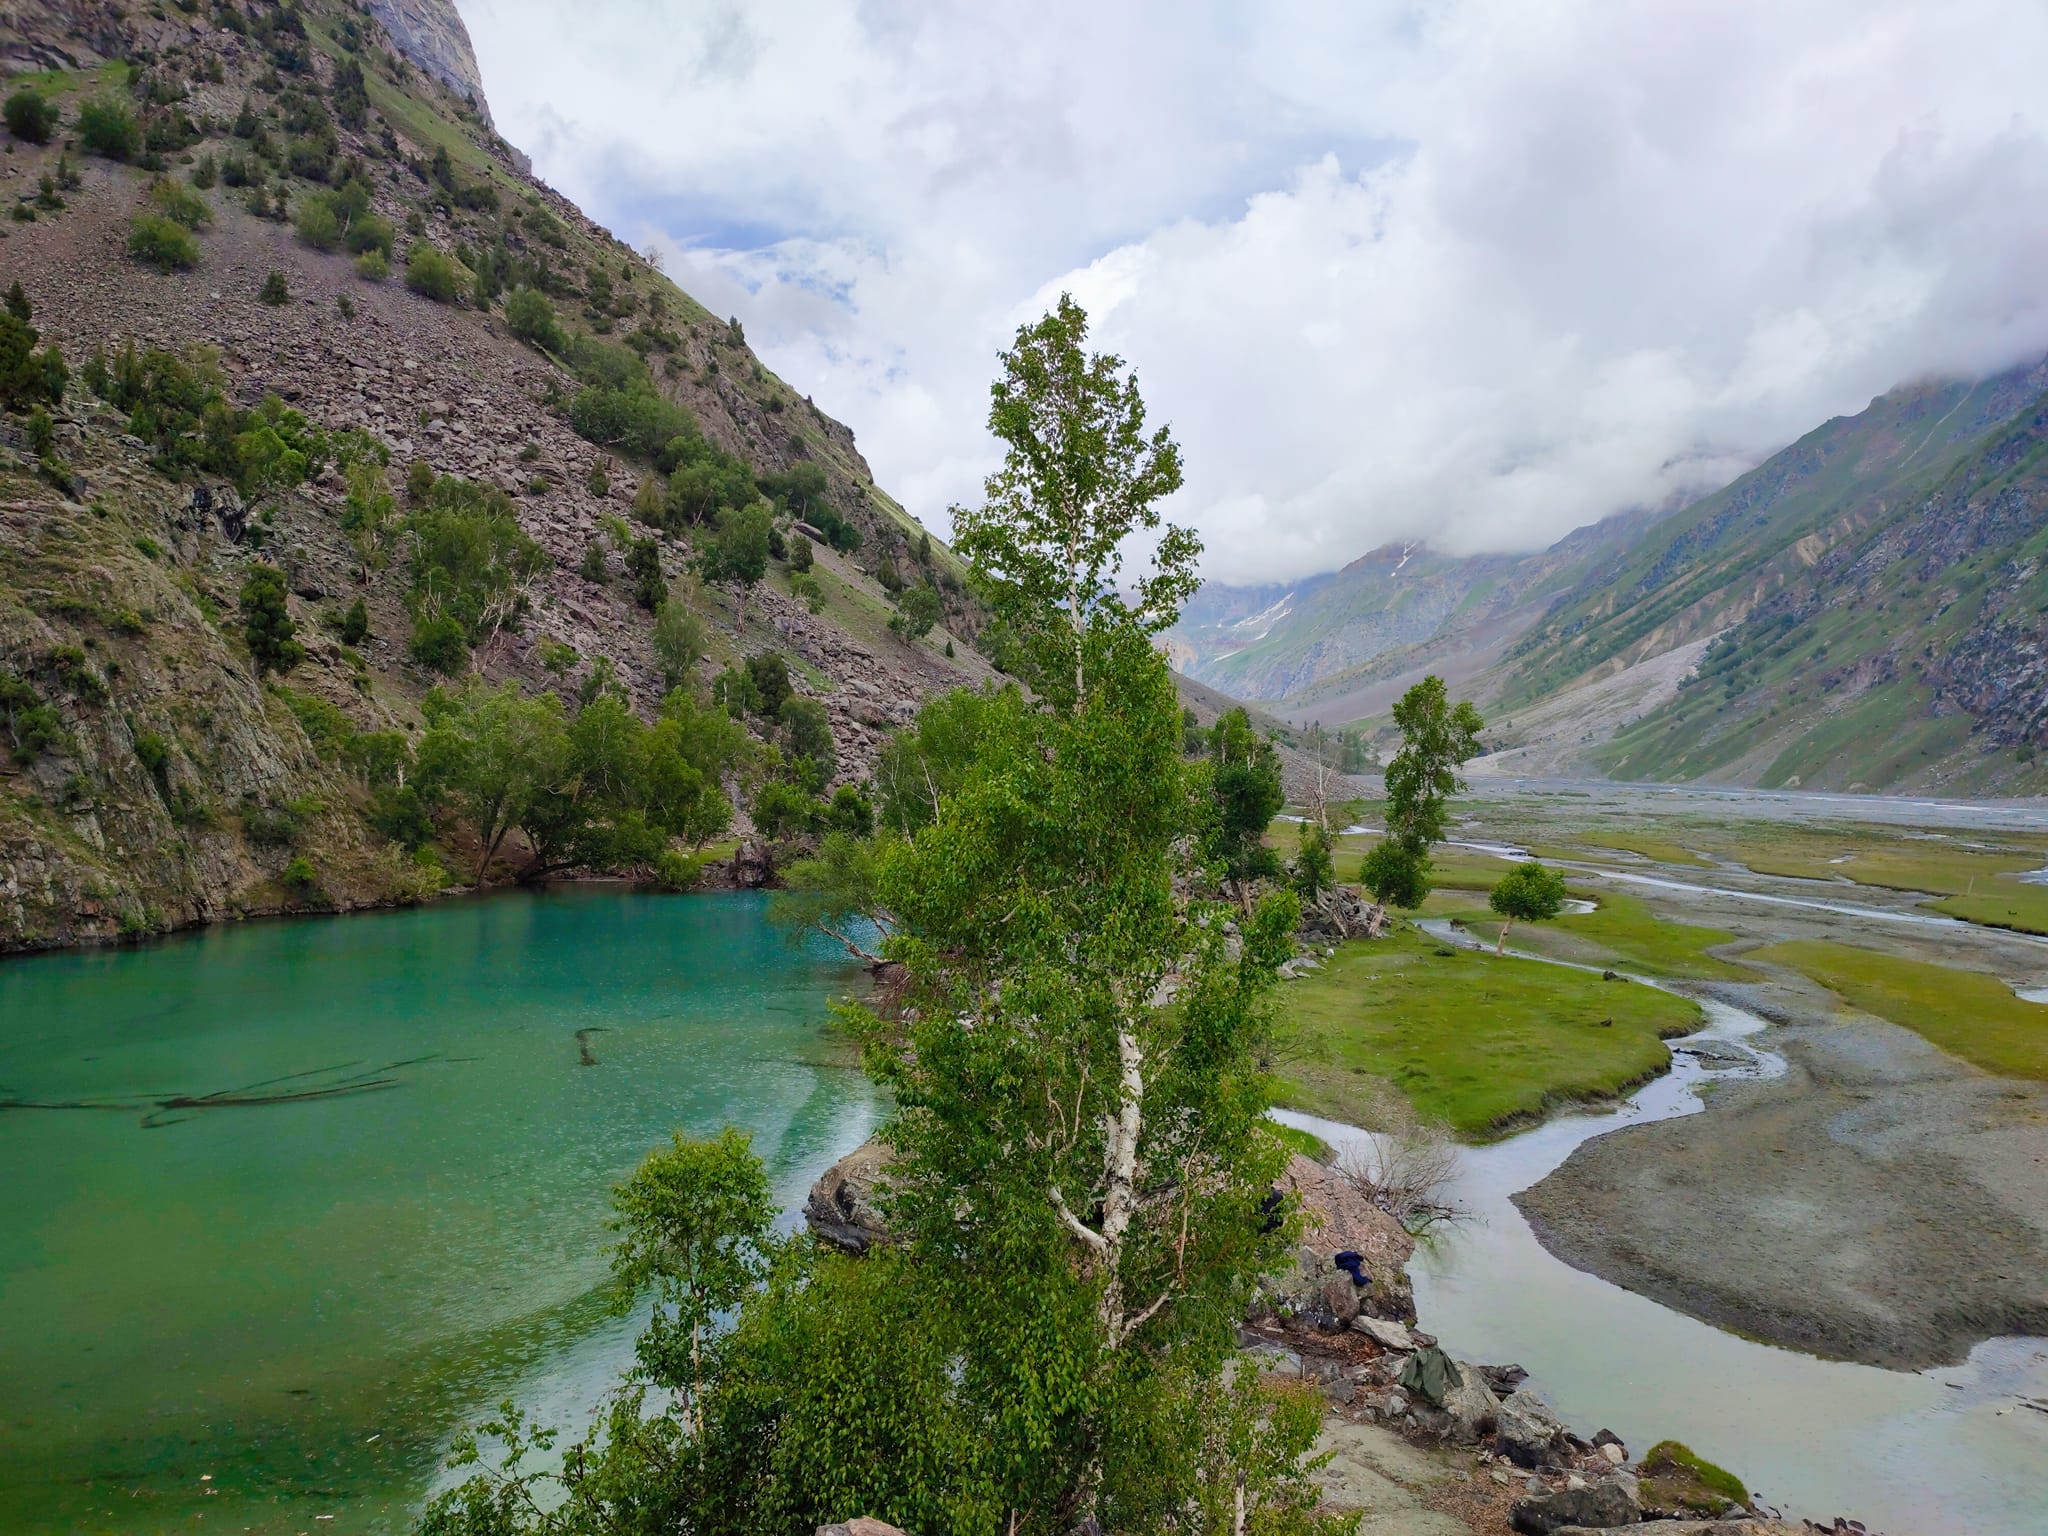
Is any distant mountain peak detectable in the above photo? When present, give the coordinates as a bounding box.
[365,0,493,125]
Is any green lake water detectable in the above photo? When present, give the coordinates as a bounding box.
[0,889,880,1534]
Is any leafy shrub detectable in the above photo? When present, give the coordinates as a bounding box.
[281,855,320,894]
[292,195,342,251]
[407,614,469,674]
[132,728,171,787]
[504,286,564,353]
[405,245,463,302]
[339,597,369,645]
[76,97,138,160]
[5,90,58,144]
[751,779,821,839]
[354,248,389,282]
[128,214,199,272]
[259,270,290,305]
[26,408,54,459]
[0,671,64,763]
[147,177,210,230]
[0,306,67,411]
[404,476,549,647]
[651,848,705,891]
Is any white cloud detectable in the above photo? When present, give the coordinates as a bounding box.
[460,0,2048,583]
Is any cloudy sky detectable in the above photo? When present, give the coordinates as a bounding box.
[460,0,2048,585]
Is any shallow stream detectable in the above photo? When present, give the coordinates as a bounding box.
[1276,923,2048,1536]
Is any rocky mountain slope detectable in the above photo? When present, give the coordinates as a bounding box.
[1174,361,2048,795]
[0,0,994,950]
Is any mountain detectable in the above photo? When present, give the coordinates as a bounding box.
[1170,361,2048,794]
[0,1,990,950]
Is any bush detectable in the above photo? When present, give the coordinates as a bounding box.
[239,564,303,674]
[128,214,200,272]
[147,176,211,230]
[26,408,54,459]
[405,245,463,302]
[752,779,820,839]
[504,286,564,353]
[281,855,320,894]
[408,614,469,673]
[652,848,705,891]
[293,195,342,251]
[76,96,139,161]
[258,270,289,306]
[5,90,58,145]
[338,596,369,645]
[353,248,389,282]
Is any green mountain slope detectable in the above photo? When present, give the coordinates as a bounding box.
[0,0,987,950]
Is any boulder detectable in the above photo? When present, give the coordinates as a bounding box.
[1351,1314,1415,1351]
[1435,1361,1501,1445]
[1272,1154,1417,1323]
[1495,1387,1568,1468]
[1319,1271,1361,1326]
[732,837,773,888]
[804,1140,895,1253]
[1510,1478,1641,1533]
[816,1521,908,1536]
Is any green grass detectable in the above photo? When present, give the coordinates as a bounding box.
[1263,1121,1332,1164]
[1527,832,1712,867]
[1272,926,1701,1140]
[1926,888,2048,936]
[1450,890,1748,981]
[1642,1441,1748,1510]
[1752,940,2048,1080]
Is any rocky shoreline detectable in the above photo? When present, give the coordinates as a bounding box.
[803,1139,1873,1536]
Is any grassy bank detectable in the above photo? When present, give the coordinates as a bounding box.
[1751,940,2048,1080]
[1430,890,1749,982]
[1272,926,1702,1140]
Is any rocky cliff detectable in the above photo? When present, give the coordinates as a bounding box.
[363,0,492,122]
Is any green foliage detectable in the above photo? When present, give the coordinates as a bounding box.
[4,282,26,322]
[1293,821,1335,903]
[1362,675,1482,908]
[651,593,705,692]
[414,678,741,883]
[1488,861,1568,950]
[76,96,139,160]
[0,306,66,412]
[750,778,822,839]
[651,847,706,891]
[951,293,1196,706]
[281,854,320,894]
[1359,838,1429,909]
[25,408,54,460]
[100,344,324,495]
[778,695,835,783]
[338,596,370,646]
[404,476,550,660]
[608,1128,776,1410]
[239,564,303,675]
[258,270,290,306]
[744,652,792,718]
[874,684,1025,837]
[1204,708,1285,906]
[785,531,814,572]
[701,503,771,619]
[146,176,210,230]
[504,286,565,353]
[625,536,664,610]
[0,671,65,763]
[889,581,942,641]
[128,214,200,271]
[4,89,57,144]
[406,244,464,302]
[354,248,390,282]
[1382,675,1483,851]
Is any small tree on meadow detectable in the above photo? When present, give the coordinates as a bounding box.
[1488,861,1568,953]
[1293,819,1335,904]
[701,502,770,626]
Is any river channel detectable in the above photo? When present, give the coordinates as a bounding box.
[1277,919,2047,1536]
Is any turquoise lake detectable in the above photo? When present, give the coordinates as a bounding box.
[0,889,879,1534]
